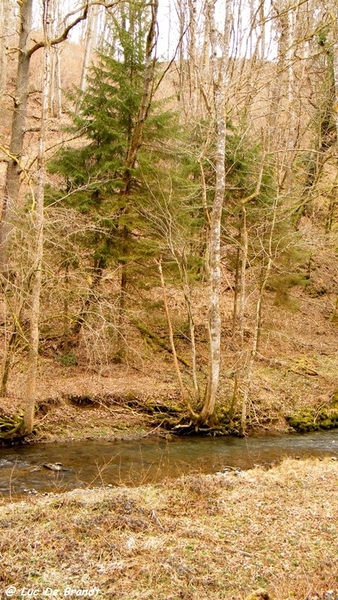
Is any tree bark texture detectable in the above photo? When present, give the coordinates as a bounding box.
[22,0,51,435]
[0,0,89,274]
[123,0,159,191]
[0,0,33,273]
[200,0,227,424]
[0,0,11,95]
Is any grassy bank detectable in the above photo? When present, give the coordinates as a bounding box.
[0,458,337,599]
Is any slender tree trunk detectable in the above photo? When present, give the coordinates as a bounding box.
[175,251,200,399]
[22,5,51,436]
[326,179,338,233]
[79,3,99,98]
[332,6,338,141]
[187,0,198,116]
[240,197,278,433]
[158,260,187,400]
[0,0,10,95]
[123,0,159,189]
[50,45,62,118]
[199,0,228,424]
[0,314,22,397]
[230,209,248,415]
[182,277,199,398]
[175,0,186,106]
[285,3,297,194]
[49,0,62,118]
[237,206,248,344]
[0,0,89,274]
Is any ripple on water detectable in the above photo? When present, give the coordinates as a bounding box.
[0,429,337,498]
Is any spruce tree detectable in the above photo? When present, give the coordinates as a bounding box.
[46,1,185,359]
[48,2,172,280]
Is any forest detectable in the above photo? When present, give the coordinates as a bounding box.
[1,0,338,441]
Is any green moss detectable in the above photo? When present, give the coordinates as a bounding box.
[286,405,338,432]
[330,391,338,406]
[57,352,77,366]
[267,273,308,310]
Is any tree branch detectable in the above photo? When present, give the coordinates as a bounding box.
[27,1,123,57]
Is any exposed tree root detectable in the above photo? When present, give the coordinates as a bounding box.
[0,414,25,441]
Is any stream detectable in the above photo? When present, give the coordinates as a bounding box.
[0,429,337,498]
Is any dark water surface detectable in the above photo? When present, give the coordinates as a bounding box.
[0,429,337,498]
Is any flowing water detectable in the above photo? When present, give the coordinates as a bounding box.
[0,429,337,498]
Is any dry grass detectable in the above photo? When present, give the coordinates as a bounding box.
[0,458,337,599]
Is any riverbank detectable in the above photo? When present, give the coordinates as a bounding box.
[1,241,338,443]
[1,281,338,443]
[1,352,338,443]
[0,457,337,599]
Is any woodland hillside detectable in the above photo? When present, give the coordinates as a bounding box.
[0,0,338,441]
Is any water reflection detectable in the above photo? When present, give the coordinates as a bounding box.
[0,429,337,498]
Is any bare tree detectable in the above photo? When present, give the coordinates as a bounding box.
[123,0,159,190]
[199,0,230,424]
[0,0,89,274]
[22,0,52,436]
[49,0,63,118]
[78,2,100,97]
[0,0,13,95]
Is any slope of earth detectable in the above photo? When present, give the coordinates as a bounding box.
[1,42,338,442]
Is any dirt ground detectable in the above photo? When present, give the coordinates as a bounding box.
[1,282,338,443]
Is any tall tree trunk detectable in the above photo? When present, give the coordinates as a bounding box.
[332,4,338,142]
[0,0,33,274]
[123,0,159,189]
[50,45,62,118]
[158,259,194,408]
[79,3,100,98]
[0,0,11,95]
[285,2,297,194]
[0,1,89,274]
[231,148,265,414]
[49,0,62,118]
[22,3,51,436]
[199,0,228,424]
[175,0,186,107]
[240,197,278,433]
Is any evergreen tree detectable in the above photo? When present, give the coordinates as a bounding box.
[46,0,194,361]
[47,2,173,282]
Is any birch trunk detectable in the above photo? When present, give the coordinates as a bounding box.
[78,3,100,98]
[199,0,228,424]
